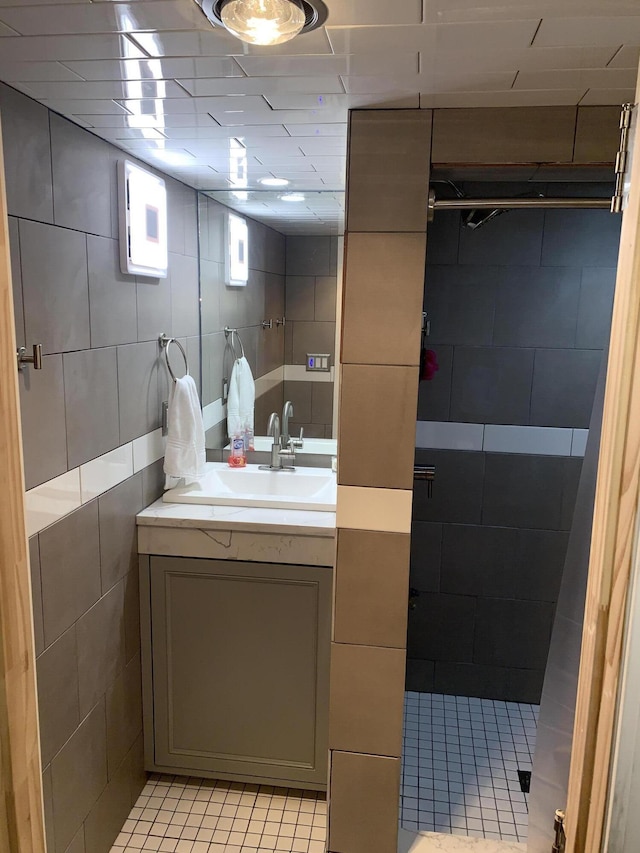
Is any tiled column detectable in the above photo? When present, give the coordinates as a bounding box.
[328,110,432,853]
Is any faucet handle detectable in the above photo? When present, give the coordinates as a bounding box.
[291,427,304,449]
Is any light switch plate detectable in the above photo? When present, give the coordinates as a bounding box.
[306,353,331,372]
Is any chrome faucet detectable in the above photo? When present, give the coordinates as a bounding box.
[262,412,296,470]
[281,401,304,452]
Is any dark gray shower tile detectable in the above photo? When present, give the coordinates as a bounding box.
[561,457,584,531]
[36,624,79,767]
[474,598,554,670]
[507,668,545,704]
[407,592,476,663]
[39,502,101,647]
[116,341,162,444]
[482,453,565,530]
[416,345,453,423]
[541,209,621,268]
[63,347,120,468]
[530,348,602,428]
[433,662,509,701]
[19,353,68,489]
[98,473,144,595]
[169,253,199,338]
[450,346,534,425]
[426,210,460,265]
[286,235,332,276]
[514,529,570,602]
[440,524,518,598]
[20,220,90,355]
[8,216,24,348]
[493,266,581,348]
[0,83,53,223]
[88,235,138,349]
[76,581,126,719]
[576,267,616,350]
[51,113,112,238]
[405,659,435,693]
[425,266,497,346]
[458,209,545,266]
[410,521,442,593]
[413,449,485,524]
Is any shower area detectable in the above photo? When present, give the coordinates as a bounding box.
[401,177,622,843]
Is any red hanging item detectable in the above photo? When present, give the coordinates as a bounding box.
[420,348,439,382]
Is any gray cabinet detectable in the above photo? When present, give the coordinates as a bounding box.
[140,555,331,789]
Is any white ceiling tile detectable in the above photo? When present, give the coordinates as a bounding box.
[42,98,133,114]
[321,0,422,26]
[515,67,638,90]
[263,94,352,110]
[341,71,515,95]
[607,45,640,68]
[284,123,347,137]
[128,26,331,57]
[0,20,18,36]
[581,86,637,104]
[533,16,640,47]
[62,56,243,81]
[234,52,419,78]
[345,93,421,108]
[422,0,640,24]
[210,108,348,126]
[177,75,345,97]
[0,61,85,82]
[298,138,346,155]
[420,88,587,108]
[117,94,267,115]
[242,138,305,154]
[422,45,617,74]
[0,1,207,36]
[249,157,317,171]
[16,78,190,100]
[0,33,145,60]
[162,124,290,139]
[73,112,219,128]
[91,126,167,141]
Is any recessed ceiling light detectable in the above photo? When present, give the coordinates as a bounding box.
[281,193,305,202]
[196,0,328,46]
[259,177,290,187]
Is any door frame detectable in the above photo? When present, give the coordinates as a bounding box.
[0,116,46,851]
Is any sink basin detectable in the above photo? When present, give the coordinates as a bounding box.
[163,462,337,512]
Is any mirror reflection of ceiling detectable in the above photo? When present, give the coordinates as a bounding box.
[205,190,344,234]
[0,0,638,227]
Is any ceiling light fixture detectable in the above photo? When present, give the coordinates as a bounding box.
[196,0,328,46]
[259,177,290,187]
[281,192,305,202]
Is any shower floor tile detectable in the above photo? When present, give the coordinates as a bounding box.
[400,692,539,844]
[110,775,326,853]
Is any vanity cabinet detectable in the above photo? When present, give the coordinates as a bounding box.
[140,555,331,789]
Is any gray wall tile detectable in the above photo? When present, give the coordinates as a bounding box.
[87,235,137,349]
[39,502,101,647]
[76,581,126,720]
[0,83,53,222]
[311,382,333,426]
[200,259,222,335]
[167,180,198,258]
[433,661,509,702]
[169,253,199,338]
[286,235,332,276]
[440,524,518,598]
[65,827,86,853]
[416,344,453,422]
[19,353,68,489]
[576,267,616,349]
[105,653,142,780]
[314,275,337,322]
[514,529,570,602]
[561,457,583,531]
[201,332,225,407]
[142,459,165,508]
[136,274,171,343]
[286,275,316,322]
[425,266,496,346]
[51,701,108,853]
[51,113,112,238]
[36,625,79,767]
[407,592,476,662]
[283,380,312,424]
[8,215,24,348]
[410,522,442,594]
[450,346,534,425]
[98,474,144,594]
[413,449,485,524]
[29,535,45,656]
[482,453,565,530]
[458,210,545,266]
[291,321,335,365]
[64,347,120,468]
[530,348,602,428]
[42,765,55,853]
[20,220,90,355]
[116,341,161,444]
[405,659,435,693]
[541,209,621,267]
[426,210,460,265]
[123,570,141,663]
[492,266,581,348]
[84,752,132,853]
[474,598,554,670]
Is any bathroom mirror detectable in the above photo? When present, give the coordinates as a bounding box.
[197,190,344,462]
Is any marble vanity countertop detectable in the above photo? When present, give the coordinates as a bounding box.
[137,499,336,537]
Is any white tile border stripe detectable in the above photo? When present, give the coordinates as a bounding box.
[25,469,82,538]
[80,443,134,503]
[416,420,588,457]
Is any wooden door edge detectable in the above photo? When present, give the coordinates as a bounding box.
[0,115,46,851]
[565,68,640,853]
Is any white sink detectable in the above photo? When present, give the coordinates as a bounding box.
[163,462,337,512]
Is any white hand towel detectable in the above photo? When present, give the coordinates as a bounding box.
[227,356,255,438]
[163,375,206,486]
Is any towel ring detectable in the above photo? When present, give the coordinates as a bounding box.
[224,326,245,360]
[159,334,189,382]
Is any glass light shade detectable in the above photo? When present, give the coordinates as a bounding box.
[220,0,306,45]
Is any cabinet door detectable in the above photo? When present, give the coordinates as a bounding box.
[149,556,330,787]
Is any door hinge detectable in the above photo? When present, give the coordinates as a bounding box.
[611,103,635,214]
[552,809,566,853]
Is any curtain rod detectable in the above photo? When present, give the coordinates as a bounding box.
[428,191,613,220]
